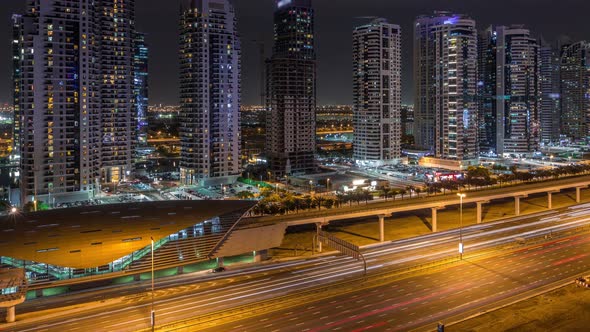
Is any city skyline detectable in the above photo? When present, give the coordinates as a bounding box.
[6,1,590,330]
[2,0,590,106]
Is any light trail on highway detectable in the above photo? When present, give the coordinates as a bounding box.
[6,203,590,332]
[214,231,590,332]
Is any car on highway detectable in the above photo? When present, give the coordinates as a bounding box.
[212,266,226,273]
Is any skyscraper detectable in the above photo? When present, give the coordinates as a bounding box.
[478,25,540,156]
[14,0,137,204]
[11,14,22,164]
[179,0,241,186]
[134,32,149,146]
[560,41,590,140]
[266,0,316,176]
[100,0,136,183]
[352,18,402,164]
[414,12,478,160]
[540,42,561,144]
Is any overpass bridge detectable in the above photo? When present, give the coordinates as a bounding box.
[250,175,590,243]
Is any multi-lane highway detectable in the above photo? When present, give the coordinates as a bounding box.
[210,231,590,332]
[6,203,590,332]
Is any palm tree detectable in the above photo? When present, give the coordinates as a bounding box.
[282,195,295,214]
[381,188,391,201]
[335,193,345,208]
[414,187,422,198]
[406,186,415,198]
[399,189,407,200]
[293,196,302,213]
[390,189,400,201]
[362,190,372,204]
[303,196,313,210]
[256,201,268,216]
[313,196,325,210]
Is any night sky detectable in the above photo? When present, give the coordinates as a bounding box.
[1,0,590,106]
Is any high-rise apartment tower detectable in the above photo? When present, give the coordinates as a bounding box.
[14,0,139,204]
[414,12,478,160]
[266,0,316,176]
[179,0,241,186]
[478,25,540,156]
[560,41,590,140]
[352,18,402,164]
[539,42,561,143]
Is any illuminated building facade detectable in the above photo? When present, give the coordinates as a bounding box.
[179,0,241,186]
[15,0,102,204]
[352,18,402,164]
[99,0,136,183]
[134,32,149,146]
[540,42,561,143]
[414,12,478,160]
[478,25,540,156]
[11,15,22,164]
[560,41,590,140]
[14,0,138,204]
[266,0,316,176]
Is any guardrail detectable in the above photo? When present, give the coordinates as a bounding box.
[250,173,590,224]
[142,221,590,331]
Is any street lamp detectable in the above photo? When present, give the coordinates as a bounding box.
[150,237,155,330]
[10,207,17,214]
[284,175,289,192]
[457,193,466,259]
[327,178,330,193]
[309,180,313,193]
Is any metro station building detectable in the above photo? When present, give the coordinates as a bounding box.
[0,200,286,290]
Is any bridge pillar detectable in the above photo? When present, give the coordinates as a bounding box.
[217,257,224,268]
[515,196,521,216]
[378,215,386,242]
[476,201,486,224]
[577,187,583,203]
[548,192,553,209]
[431,208,438,232]
[254,249,268,262]
[316,223,323,253]
[5,306,15,323]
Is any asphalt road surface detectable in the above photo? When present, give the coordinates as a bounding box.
[6,204,590,332]
[207,232,590,332]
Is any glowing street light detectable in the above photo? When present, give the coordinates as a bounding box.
[457,193,466,259]
[150,237,155,330]
[327,178,331,193]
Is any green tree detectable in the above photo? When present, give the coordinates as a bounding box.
[399,189,407,200]
[323,198,335,209]
[236,191,254,199]
[381,188,391,201]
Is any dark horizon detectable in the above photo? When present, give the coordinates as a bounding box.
[1,0,589,106]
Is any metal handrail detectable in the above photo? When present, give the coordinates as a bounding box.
[207,206,256,259]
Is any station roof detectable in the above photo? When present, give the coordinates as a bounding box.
[0,200,255,269]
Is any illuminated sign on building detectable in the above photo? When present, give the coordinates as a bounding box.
[277,0,292,8]
[443,16,459,25]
